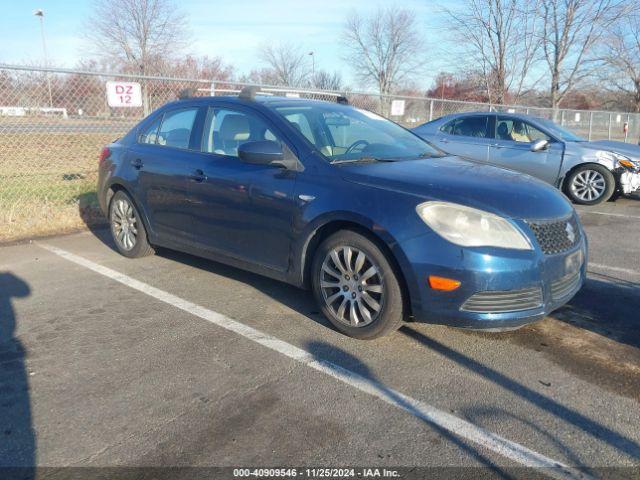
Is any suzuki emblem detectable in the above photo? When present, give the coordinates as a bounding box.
[565,223,575,243]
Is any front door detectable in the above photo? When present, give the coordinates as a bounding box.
[188,105,298,271]
[489,116,564,184]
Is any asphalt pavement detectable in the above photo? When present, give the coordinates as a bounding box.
[1,197,639,478]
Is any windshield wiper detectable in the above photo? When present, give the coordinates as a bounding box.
[418,151,446,158]
[330,156,395,164]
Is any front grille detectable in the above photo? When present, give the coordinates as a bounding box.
[461,287,543,313]
[550,272,581,301]
[526,215,580,255]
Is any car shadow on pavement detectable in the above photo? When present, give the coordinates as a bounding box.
[77,192,107,234]
[0,272,35,479]
[304,341,516,477]
[554,274,640,349]
[399,325,640,463]
[157,248,331,325]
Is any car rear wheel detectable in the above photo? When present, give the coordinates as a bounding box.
[311,230,404,339]
[109,190,154,258]
[565,164,615,205]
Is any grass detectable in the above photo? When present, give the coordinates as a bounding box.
[0,131,120,242]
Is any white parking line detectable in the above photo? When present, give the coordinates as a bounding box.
[38,242,590,480]
[589,262,640,279]
[576,210,640,220]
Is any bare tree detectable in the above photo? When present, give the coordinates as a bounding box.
[600,12,640,112]
[310,70,343,91]
[258,43,310,87]
[85,0,189,113]
[539,0,626,110]
[342,7,424,100]
[85,0,189,74]
[443,0,541,104]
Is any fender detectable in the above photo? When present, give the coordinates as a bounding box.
[104,176,157,241]
[290,210,420,315]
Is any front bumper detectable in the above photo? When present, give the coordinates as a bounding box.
[397,228,588,331]
[618,170,640,194]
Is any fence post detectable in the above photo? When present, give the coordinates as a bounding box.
[429,100,434,121]
[210,82,216,96]
[608,113,612,140]
[560,110,565,126]
[625,113,631,142]
[588,111,593,141]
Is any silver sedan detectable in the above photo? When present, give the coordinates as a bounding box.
[412,112,640,205]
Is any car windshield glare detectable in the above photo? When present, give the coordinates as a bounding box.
[273,104,442,162]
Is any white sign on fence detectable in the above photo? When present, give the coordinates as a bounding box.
[106,81,142,107]
[390,99,405,116]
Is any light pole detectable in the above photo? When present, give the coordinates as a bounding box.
[33,9,53,108]
[308,51,315,81]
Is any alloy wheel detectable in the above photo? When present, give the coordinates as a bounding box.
[319,246,384,327]
[111,197,138,251]
[570,170,606,202]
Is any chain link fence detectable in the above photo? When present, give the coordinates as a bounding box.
[1,64,639,242]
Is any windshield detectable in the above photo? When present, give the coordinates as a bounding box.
[534,118,585,142]
[273,103,442,162]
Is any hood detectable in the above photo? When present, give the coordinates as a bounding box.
[587,140,640,160]
[340,156,574,221]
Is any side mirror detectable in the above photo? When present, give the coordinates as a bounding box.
[238,140,284,166]
[530,139,549,152]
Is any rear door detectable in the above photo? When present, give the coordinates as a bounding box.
[127,105,203,245]
[432,114,493,162]
[488,116,563,184]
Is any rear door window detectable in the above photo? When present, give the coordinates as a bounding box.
[156,108,198,149]
[441,116,490,138]
[138,116,161,144]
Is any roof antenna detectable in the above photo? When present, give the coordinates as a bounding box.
[336,95,349,105]
[239,86,260,100]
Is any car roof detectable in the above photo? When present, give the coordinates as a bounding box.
[160,94,340,110]
[429,111,548,124]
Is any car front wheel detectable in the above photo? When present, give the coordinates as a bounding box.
[109,190,154,258]
[565,164,615,205]
[311,230,404,340]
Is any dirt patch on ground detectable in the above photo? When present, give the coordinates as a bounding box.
[510,316,640,401]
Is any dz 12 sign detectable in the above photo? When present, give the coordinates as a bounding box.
[106,81,142,107]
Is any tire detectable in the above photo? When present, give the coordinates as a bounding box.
[109,190,154,258]
[311,230,404,340]
[565,164,615,205]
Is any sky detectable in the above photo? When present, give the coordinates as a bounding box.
[0,0,450,89]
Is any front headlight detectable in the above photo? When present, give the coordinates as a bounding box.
[416,201,532,250]
[596,150,638,170]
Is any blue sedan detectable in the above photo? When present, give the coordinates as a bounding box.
[97,91,586,339]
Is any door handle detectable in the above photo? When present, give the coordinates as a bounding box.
[131,158,143,169]
[189,169,207,183]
